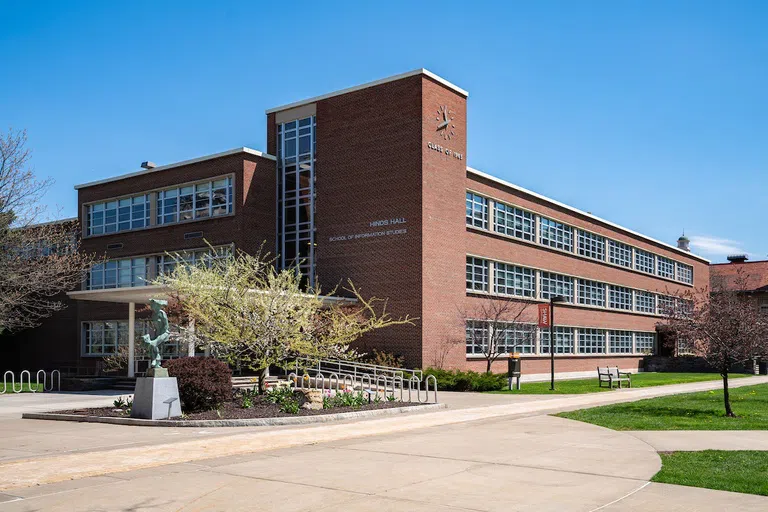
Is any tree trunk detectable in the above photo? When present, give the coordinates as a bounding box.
[257,368,267,394]
[722,372,735,417]
[486,358,492,374]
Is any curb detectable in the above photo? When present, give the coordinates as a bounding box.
[21,403,446,427]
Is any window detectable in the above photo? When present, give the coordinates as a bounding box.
[540,326,575,354]
[578,230,605,260]
[608,240,632,268]
[498,323,536,354]
[677,263,693,284]
[635,248,655,274]
[87,257,149,290]
[494,262,535,297]
[157,246,232,276]
[635,332,655,354]
[466,257,489,292]
[156,177,233,225]
[578,279,605,307]
[466,193,488,229]
[494,202,535,241]
[579,329,606,354]
[540,272,574,302]
[465,320,489,355]
[86,195,150,236]
[539,217,573,252]
[760,298,768,316]
[657,295,675,316]
[82,320,150,355]
[635,291,656,314]
[658,256,675,279]
[609,330,633,354]
[608,285,633,310]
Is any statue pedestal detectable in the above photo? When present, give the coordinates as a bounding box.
[131,377,182,420]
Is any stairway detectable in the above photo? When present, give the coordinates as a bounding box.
[111,378,136,391]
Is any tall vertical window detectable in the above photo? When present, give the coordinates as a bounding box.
[466,193,488,229]
[635,291,656,314]
[466,257,489,292]
[278,116,316,286]
[635,332,655,354]
[156,177,233,225]
[635,248,655,274]
[677,263,693,284]
[608,285,633,310]
[608,240,632,268]
[579,329,606,354]
[577,230,605,260]
[494,202,534,241]
[87,257,149,290]
[539,272,574,302]
[540,327,575,354]
[609,331,633,353]
[539,217,573,252]
[494,262,535,297]
[86,195,150,236]
[657,256,675,279]
[578,279,606,307]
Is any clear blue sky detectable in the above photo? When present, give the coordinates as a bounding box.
[2,1,766,262]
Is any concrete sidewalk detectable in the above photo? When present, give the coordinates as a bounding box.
[628,430,768,451]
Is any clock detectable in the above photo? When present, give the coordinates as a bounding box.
[435,105,455,140]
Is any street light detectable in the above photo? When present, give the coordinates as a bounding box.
[549,295,567,391]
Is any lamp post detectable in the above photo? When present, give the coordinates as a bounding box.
[549,295,566,391]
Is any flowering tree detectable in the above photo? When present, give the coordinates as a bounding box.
[664,269,768,417]
[158,247,414,391]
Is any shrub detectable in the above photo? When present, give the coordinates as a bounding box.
[165,357,232,413]
[362,348,405,368]
[323,389,368,409]
[423,368,506,392]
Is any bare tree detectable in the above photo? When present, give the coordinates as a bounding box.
[428,335,463,370]
[463,297,536,373]
[664,269,768,417]
[0,128,94,334]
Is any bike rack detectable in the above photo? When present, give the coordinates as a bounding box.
[2,370,61,394]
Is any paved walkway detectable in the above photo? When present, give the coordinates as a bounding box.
[628,430,768,451]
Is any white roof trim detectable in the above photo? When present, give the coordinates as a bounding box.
[74,147,276,190]
[266,68,468,115]
[467,166,710,264]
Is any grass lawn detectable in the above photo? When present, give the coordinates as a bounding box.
[489,372,748,395]
[652,451,768,496]
[557,383,768,430]
[1,383,44,393]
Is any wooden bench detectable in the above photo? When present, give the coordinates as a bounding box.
[597,367,631,389]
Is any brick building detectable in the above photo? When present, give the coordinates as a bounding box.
[711,255,768,313]
[2,69,710,378]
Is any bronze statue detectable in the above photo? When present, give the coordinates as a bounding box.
[142,298,170,369]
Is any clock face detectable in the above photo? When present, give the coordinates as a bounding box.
[435,105,455,140]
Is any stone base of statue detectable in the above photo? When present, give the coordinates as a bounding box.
[146,367,168,378]
[131,374,182,420]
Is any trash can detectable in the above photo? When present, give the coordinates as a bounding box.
[759,361,768,375]
[508,353,521,390]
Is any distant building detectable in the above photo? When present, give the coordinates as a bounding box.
[711,255,768,315]
[1,69,709,379]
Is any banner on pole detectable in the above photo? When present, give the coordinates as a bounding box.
[537,304,551,328]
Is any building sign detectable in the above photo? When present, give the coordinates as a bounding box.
[328,217,408,243]
[537,304,551,328]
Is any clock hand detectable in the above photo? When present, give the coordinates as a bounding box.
[437,120,449,129]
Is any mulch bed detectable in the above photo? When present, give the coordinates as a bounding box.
[55,395,419,421]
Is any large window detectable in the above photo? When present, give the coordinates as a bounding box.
[494,202,534,241]
[466,257,489,292]
[578,279,605,307]
[657,295,675,316]
[609,330,633,353]
[578,230,605,260]
[677,263,693,284]
[498,323,536,354]
[540,326,575,354]
[658,256,675,279]
[635,291,656,314]
[494,262,535,297]
[157,246,232,276]
[87,257,149,290]
[86,195,150,236]
[635,248,655,274]
[156,177,233,225]
[466,193,488,229]
[608,240,632,268]
[579,328,606,354]
[278,116,316,286]
[540,272,574,302]
[608,285,633,310]
[539,217,573,252]
[82,320,150,355]
[465,320,489,355]
[635,332,656,353]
